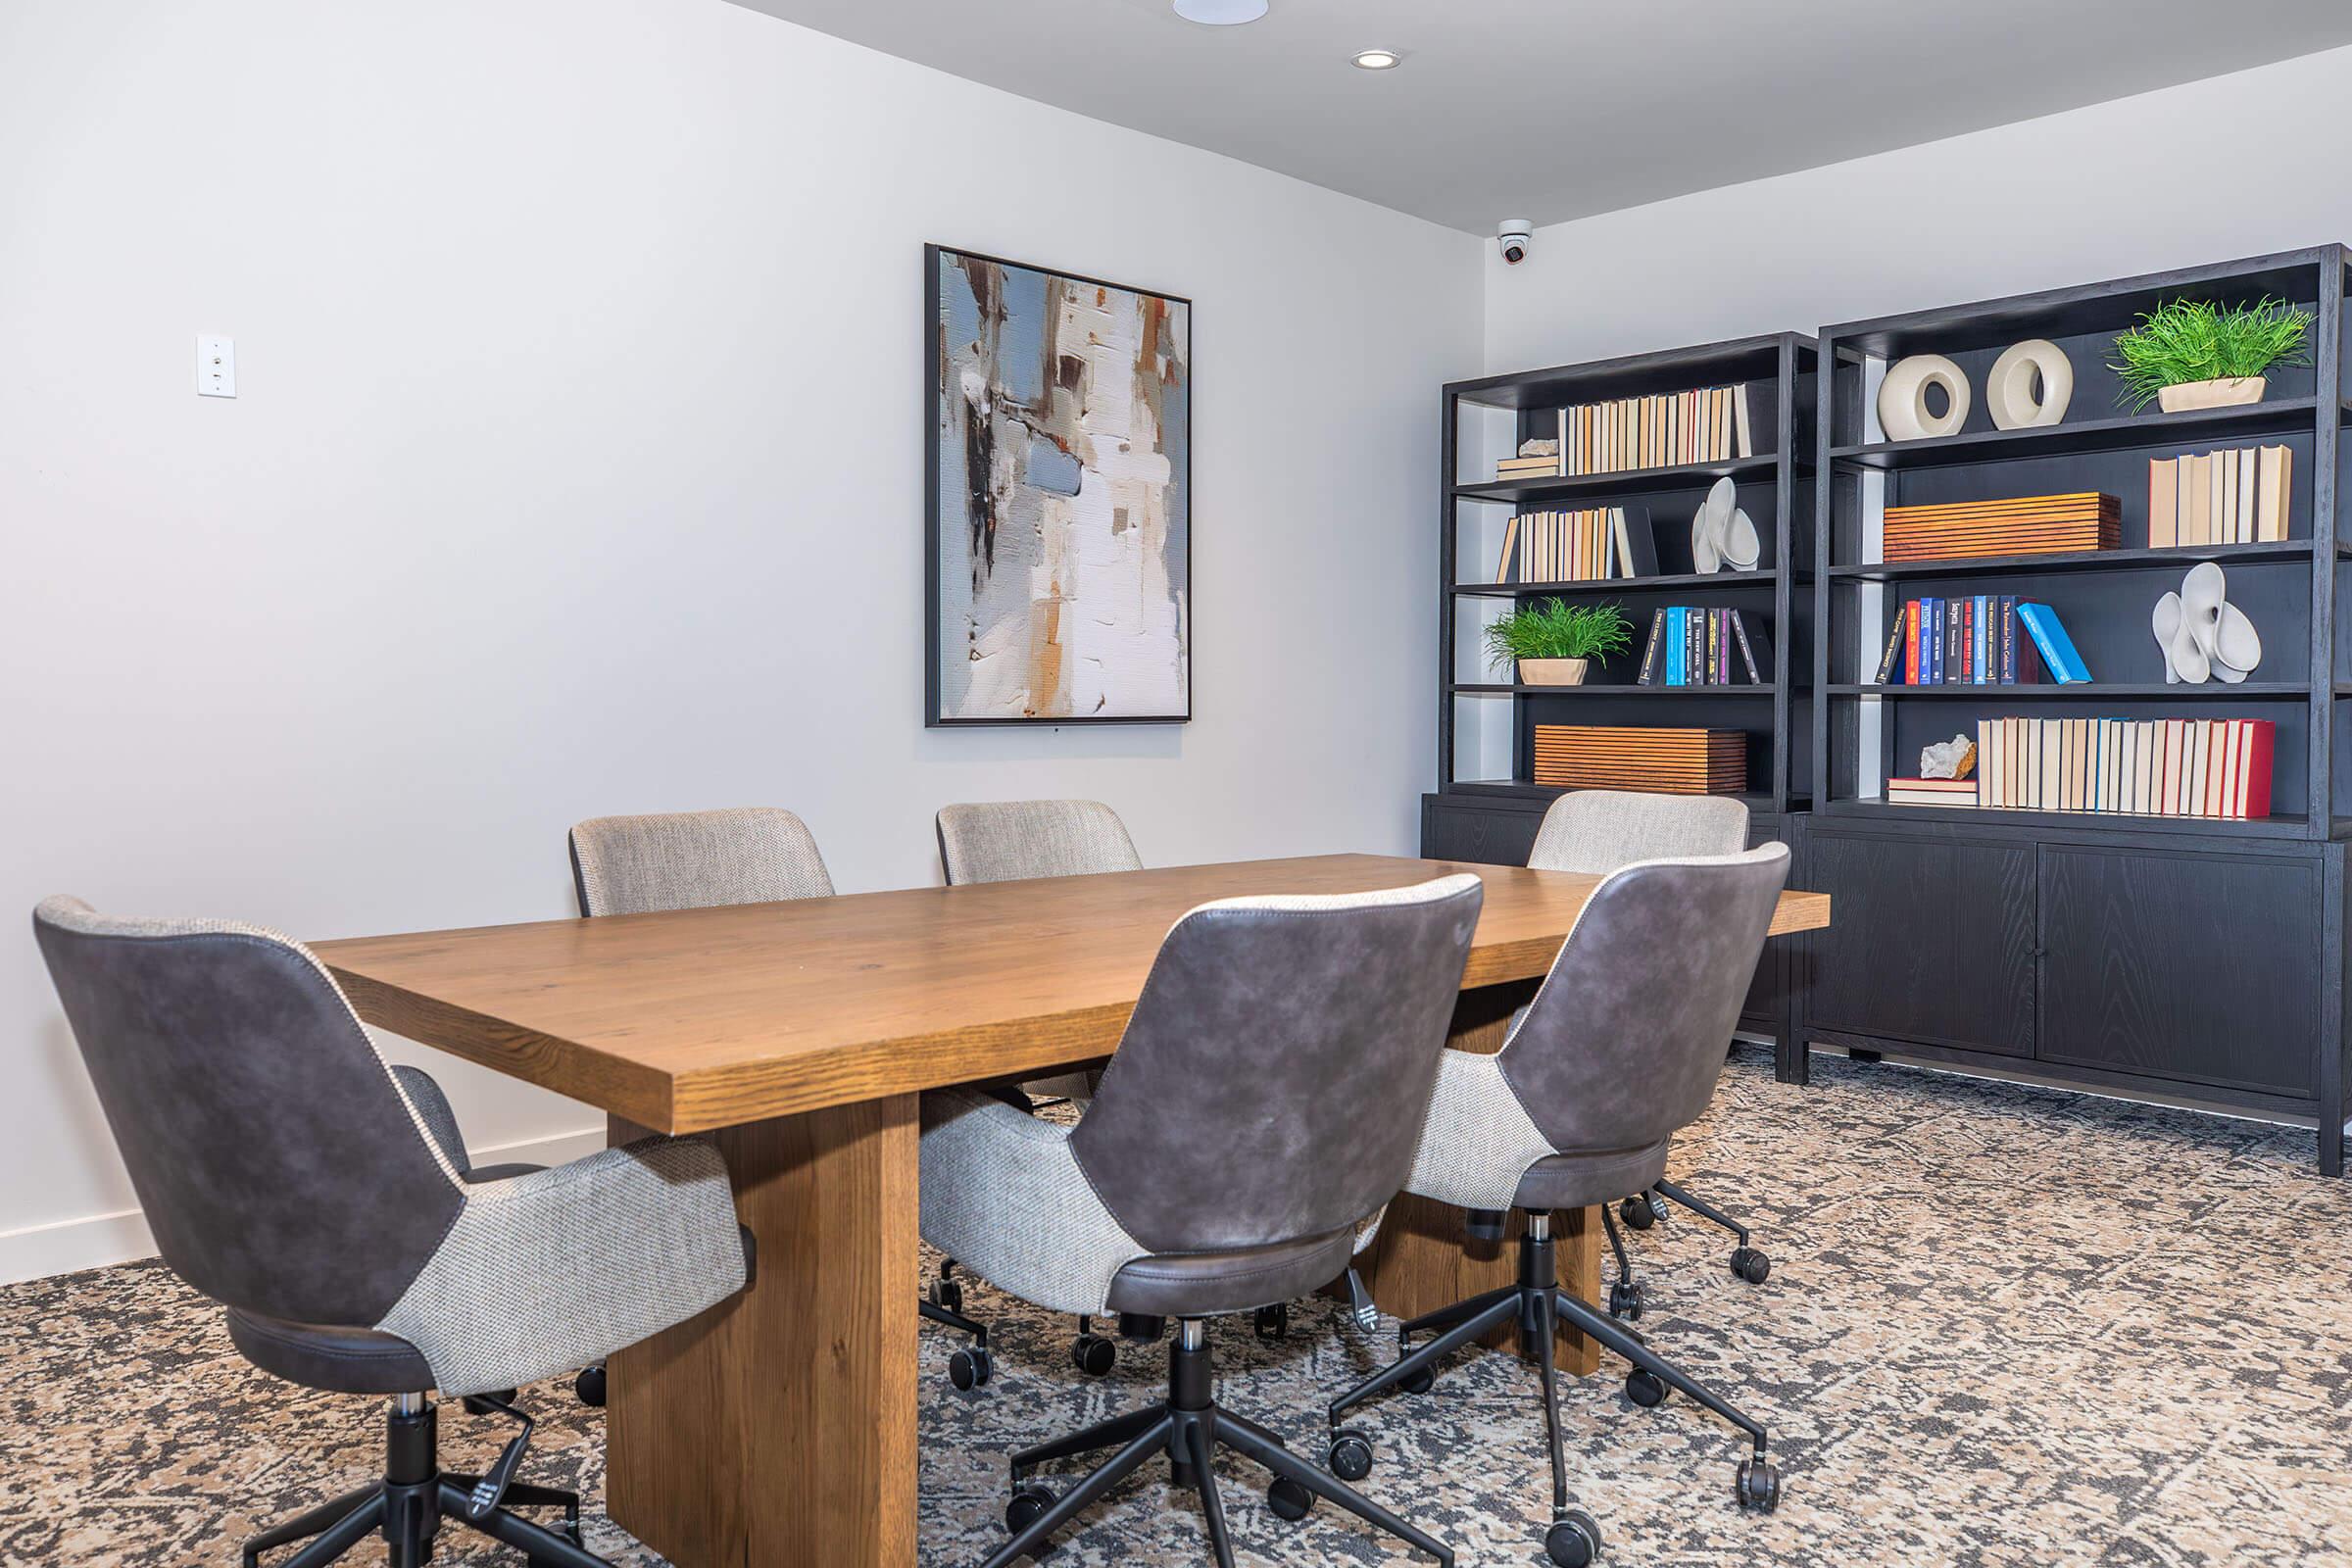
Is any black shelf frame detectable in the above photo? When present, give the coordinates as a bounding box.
[1437,330,1818,815]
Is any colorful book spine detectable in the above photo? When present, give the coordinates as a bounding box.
[2014,603,2090,684]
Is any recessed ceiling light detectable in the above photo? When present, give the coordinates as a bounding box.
[1173,0,1267,24]
[1350,48,1402,70]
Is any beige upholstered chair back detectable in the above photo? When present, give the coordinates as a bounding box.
[936,800,1141,885]
[1528,790,1749,875]
[569,808,834,916]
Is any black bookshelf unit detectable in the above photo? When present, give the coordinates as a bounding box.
[1805,247,2350,1175]
[1422,332,1818,1049]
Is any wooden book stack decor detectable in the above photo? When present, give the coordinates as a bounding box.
[1882,492,2122,562]
[1533,724,1748,795]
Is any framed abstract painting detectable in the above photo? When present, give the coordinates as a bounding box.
[926,244,1192,725]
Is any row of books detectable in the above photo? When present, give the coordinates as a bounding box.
[2148,446,2292,547]
[1533,724,1748,795]
[1881,492,2120,562]
[1494,385,1759,480]
[1887,717,2276,820]
[1871,597,2087,685]
[1494,508,1660,582]
[1635,608,1772,686]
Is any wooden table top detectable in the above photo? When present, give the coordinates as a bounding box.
[315,853,1830,1135]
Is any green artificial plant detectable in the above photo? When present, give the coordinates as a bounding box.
[1483,599,1634,671]
[2108,295,2314,412]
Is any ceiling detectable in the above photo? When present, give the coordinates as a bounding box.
[719,0,2352,233]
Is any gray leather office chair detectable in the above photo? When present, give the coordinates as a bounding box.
[31,897,748,1568]
[934,799,1165,1374]
[1326,844,1792,1568]
[1526,791,1775,1310]
[567,807,998,1394]
[920,874,1484,1568]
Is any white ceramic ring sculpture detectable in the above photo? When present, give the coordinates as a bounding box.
[1986,339,2074,430]
[1878,354,1971,442]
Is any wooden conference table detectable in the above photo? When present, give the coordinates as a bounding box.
[314,853,1830,1568]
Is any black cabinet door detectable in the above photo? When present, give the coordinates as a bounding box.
[2037,845,2320,1097]
[1420,798,1545,867]
[1802,830,2037,1056]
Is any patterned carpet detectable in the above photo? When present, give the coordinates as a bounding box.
[5,1049,2349,1567]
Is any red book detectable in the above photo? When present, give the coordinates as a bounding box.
[2240,719,2277,819]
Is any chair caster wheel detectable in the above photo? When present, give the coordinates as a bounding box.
[1731,1247,1771,1285]
[1005,1480,1055,1535]
[1267,1476,1315,1521]
[1071,1332,1115,1377]
[1545,1509,1602,1567]
[1327,1428,1374,1482]
[931,1278,963,1314]
[1737,1457,1782,1512]
[1254,1302,1289,1341]
[573,1364,607,1407]
[1620,1193,1658,1230]
[1607,1279,1643,1320]
[1625,1369,1666,1408]
[950,1346,992,1391]
[1400,1364,1436,1396]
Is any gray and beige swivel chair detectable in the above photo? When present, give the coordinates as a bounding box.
[1526,791,1775,1311]
[934,798,1163,1373]
[1326,844,1793,1568]
[921,873,1485,1568]
[31,897,748,1568]
[567,807,999,1393]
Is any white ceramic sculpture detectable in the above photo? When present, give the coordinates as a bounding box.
[1986,339,2074,430]
[1878,354,1971,442]
[2155,563,2261,684]
[1690,476,1761,573]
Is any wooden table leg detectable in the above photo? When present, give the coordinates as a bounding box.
[1350,982,1602,1376]
[606,1095,919,1568]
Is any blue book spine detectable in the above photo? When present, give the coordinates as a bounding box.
[1667,608,1685,686]
[1926,598,1943,685]
[2016,603,2090,684]
[1998,594,2018,683]
[1975,596,1988,683]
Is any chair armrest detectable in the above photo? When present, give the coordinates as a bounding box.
[376,1135,747,1396]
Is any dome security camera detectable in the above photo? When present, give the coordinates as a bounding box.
[1497,219,1533,267]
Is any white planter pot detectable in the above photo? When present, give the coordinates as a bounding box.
[2157,375,2267,413]
[1518,658,1591,686]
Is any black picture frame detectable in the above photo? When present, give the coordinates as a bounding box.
[925,243,1194,727]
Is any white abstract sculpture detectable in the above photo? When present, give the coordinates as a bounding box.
[1690,476,1762,573]
[2154,561,2261,684]
[1986,339,2074,430]
[1878,354,1971,441]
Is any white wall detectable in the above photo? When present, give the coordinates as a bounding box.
[1483,44,2352,370]
[0,0,1482,1279]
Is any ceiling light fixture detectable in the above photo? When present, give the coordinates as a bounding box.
[1172,0,1267,24]
[1350,48,1402,70]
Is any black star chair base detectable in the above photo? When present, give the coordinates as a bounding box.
[33,897,752,1568]
[918,874,1488,1568]
[1326,844,1793,1564]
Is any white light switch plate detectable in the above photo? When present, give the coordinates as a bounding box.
[197,334,235,398]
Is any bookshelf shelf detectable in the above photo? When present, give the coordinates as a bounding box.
[1452,454,1777,507]
[1830,682,2307,700]
[1453,683,1779,696]
[1804,246,2352,1174]
[1451,569,1777,596]
[1828,540,2313,582]
[1829,398,2319,471]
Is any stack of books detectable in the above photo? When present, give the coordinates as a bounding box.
[1885,776,1979,808]
[1495,508,1658,582]
[1881,493,2121,562]
[1539,385,1758,477]
[1495,452,1564,482]
[2148,446,2292,547]
[1872,597,2082,684]
[1533,725,1747,795]
[1944,716,2278,819]
[1635,607,1771,686]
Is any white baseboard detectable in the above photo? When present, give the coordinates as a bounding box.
[0,1124,609,1288]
